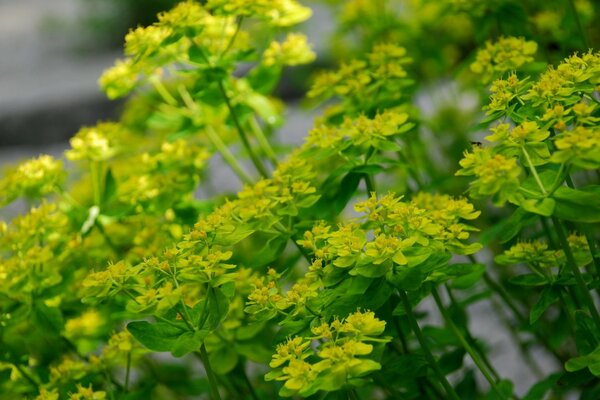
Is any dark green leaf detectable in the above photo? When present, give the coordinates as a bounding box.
[509,274,548,286]
[553,186,600,223]
[127,321,186,352]
[522,373,560,400]
[102,168,117,206]
[530,286,560,324]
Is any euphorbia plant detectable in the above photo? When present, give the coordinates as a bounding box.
[0,0,599,399]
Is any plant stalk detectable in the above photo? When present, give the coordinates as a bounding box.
[248,116,279,166]
[198,344,222,400]
[431,288,507,399]
[218,80,270,178]
[551,217,600,330]
[398,290,461,400]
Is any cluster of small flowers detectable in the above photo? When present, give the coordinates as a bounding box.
[116,139,211,210]
[0,155,65,205]
[66,122,125,162]
[308,43,412,104]
[470,36,537,83]
[460,49,600,206]
[100,0,312,99]
[496,232,592,269]
[296,192,481,280]
[306,110,413,152]
[32,331,141,399]
[265,310,389,397]
[262,33,316,66]
[0,203,71,295]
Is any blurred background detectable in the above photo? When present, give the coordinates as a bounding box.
[0,0,328,171]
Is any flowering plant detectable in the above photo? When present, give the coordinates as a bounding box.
[1,0,599,399]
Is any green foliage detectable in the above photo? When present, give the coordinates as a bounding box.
[0,0,599,399]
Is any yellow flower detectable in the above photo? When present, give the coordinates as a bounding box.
[340,310,386,337]
[263,33,316,66]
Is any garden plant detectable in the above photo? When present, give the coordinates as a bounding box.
[0,0,599,399]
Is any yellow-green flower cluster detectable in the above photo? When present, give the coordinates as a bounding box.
[66,122,125,162]
[116,139,211,210]
[457,147,521,205]
[523,50,600,106]
[246,264,322,319]
[496,233,591,269]
[206,0,312,27]
[0,203,71,296]
[551,126,600,169]
[263,33,316,66]
[0,155,65,205]
[471,36,537,83]
[68,384,106,400]
[266,310,388,397]
[486,73,528,114]
[495,240,559,268]
[298,192,480,279]
[308,43,412,102]
[485,121,550,146]
[306,110,413,151]
[100,0,312,99]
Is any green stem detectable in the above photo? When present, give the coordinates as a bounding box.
[551,217,600,330]
[13,364,39,391]
[221,16,244,58]
[198,344,222,400]
[150,77,178,106]
[238,363,259,400]
[248,116,279,166]
[431,288,507,399]
[217,80,269,178]
[522,146,547,195]
[124,350,132,392]
[364,146,377,196]
[205,126,253,184]
[90,161,103,206]
[95,220,120,256]
[397,290,461,400]
[177,85,253,184]
[562,175,600,280]
[444,285,501,381]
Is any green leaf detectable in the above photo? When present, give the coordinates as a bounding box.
[102,168,117,206]
[481,207,537,244]
[522,373,560,400]
[208,345,239,374]
[530,286,560,324]
[127,321,186,352]
[485,379,514,400]
[308,172,362,218]
[517,197,555,217]
[523,142,550,166]
[553,186,600,223]
[205,287,230,331]
[246,234,288,268]
[509,274,548,286]
[32,301,64,334]
[350,164,386,175]
[449,263,486,289]
[439,348,466,374]
[213,227,255,246]
[171,330,209,357]
[565,345,600,377]
[575,311,600,355]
